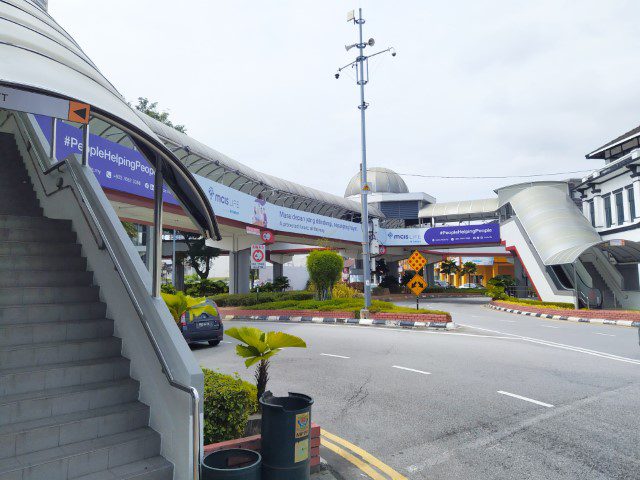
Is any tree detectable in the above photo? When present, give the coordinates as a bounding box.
[306,250,344,300]
[460,261,478,284]
[134,97,186,133]
[226,327,306,406]
[182,232,221,280]
[488,274,516,288]
[160,292,217,326]
[439,259,459,284]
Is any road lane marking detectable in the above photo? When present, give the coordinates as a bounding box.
[392,365,431,375]
[460,324,640,365]
[594,332,615,337]
[541,325,560,329]
[321,353,350,359]
[221,341,233,344]
[322,430,408,480]
[497,390,554,408]
[321,438,386,480]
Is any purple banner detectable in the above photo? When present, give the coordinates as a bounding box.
[35,115,178,205]
[423,223,500,245]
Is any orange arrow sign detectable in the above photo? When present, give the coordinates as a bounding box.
[68,101,90,124]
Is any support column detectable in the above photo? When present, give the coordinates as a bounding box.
[229,248,251,294]
[272,261,284,280]
[175,255,185,291]
[425,263,435,286]
[633,180,640,219]
[592,194,604,228]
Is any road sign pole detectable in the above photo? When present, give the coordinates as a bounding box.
[416,296,419,311]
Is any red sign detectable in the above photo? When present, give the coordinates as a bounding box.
[379,245,387,255]
[261,230,275,244]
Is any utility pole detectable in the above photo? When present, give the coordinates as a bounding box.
[336,8,395,315]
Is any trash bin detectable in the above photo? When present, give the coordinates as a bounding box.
[260,391,314,480]
[202,448,262,480]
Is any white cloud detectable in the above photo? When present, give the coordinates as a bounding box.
[50,0,640,202]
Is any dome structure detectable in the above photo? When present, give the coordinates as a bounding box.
[344,167,409,197]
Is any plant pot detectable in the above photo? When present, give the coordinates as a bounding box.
[202,448,262,480]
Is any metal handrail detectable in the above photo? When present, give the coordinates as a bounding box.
[13,113,201,479]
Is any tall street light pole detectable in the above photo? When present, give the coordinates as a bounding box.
[336,8,395,315]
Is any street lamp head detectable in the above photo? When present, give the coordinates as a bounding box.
[335,72,340,79]
[390,47,397,57]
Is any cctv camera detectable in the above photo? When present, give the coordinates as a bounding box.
[391,51,396,57]
[335,73,340,79]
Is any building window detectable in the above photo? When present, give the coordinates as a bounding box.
[615,190,624,225]
[603,195,612,228]
[627,185,636,221]
[588,200,595,227]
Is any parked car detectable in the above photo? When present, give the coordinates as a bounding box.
[459,283,483,289]
[180,299,224,347]
[433,279,453,289]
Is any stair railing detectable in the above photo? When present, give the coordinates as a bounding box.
[11,111,202,480]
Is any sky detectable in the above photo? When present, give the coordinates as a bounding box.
[50,1,640,202]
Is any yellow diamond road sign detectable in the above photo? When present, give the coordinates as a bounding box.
[408,274,427,296]
[407,250,427,271]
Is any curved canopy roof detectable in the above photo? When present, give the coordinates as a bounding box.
[502,183,602,265]
[345,167,409,197]
[419,198,498,221]
[0,0,220,240]
[139,113,384,221]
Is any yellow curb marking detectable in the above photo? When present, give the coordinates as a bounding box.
[321,429,409,480]
[320,437,387,480]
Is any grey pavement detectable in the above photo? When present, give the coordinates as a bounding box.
[193,298,640,479]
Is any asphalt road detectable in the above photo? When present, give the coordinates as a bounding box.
[193,298,640,479]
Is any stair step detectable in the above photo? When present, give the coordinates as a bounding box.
[0,241,81,257]
[0,378,140,426]
[0,255,87,271]
[0,357,130,397]
[0,205,42,217]
[0,427,160,480]
[0,216,71,231]
[0,270,93,288]
[0,302,107,325]
[0,286,99,306]
[0,175,32,187]
[0,402,149,460]
[0,319,114,348]
[0,227,74,243]
[0,335,120,369]
[73,456,173,480]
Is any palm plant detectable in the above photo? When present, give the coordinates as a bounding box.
[439,259,459,284]
[460,261,478,284]
[161,292,218,325]
[226,327,306,405]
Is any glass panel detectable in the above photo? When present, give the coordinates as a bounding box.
[589,201,595,227]
[627,186,636,221]
[604,196,612,228]
[615,191,624,225]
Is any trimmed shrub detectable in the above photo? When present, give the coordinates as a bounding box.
[211,291,314,307]
[487,285,507,300]
[202,369,258,444]
[332,282,359,299]
[238,298,450,318]
[307,250,343,300]
[498,296,575,309]
[160,283,177,294]
[185,278,228,297]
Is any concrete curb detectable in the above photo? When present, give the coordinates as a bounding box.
[224,314,457,330]
[488,304,640,328]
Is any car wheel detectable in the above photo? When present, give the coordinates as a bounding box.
[208,340,221,347]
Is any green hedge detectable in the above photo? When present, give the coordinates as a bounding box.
[211,291,314,307]
[498,297,575,309]
[238,298,450,318]
[202,369,258,444]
